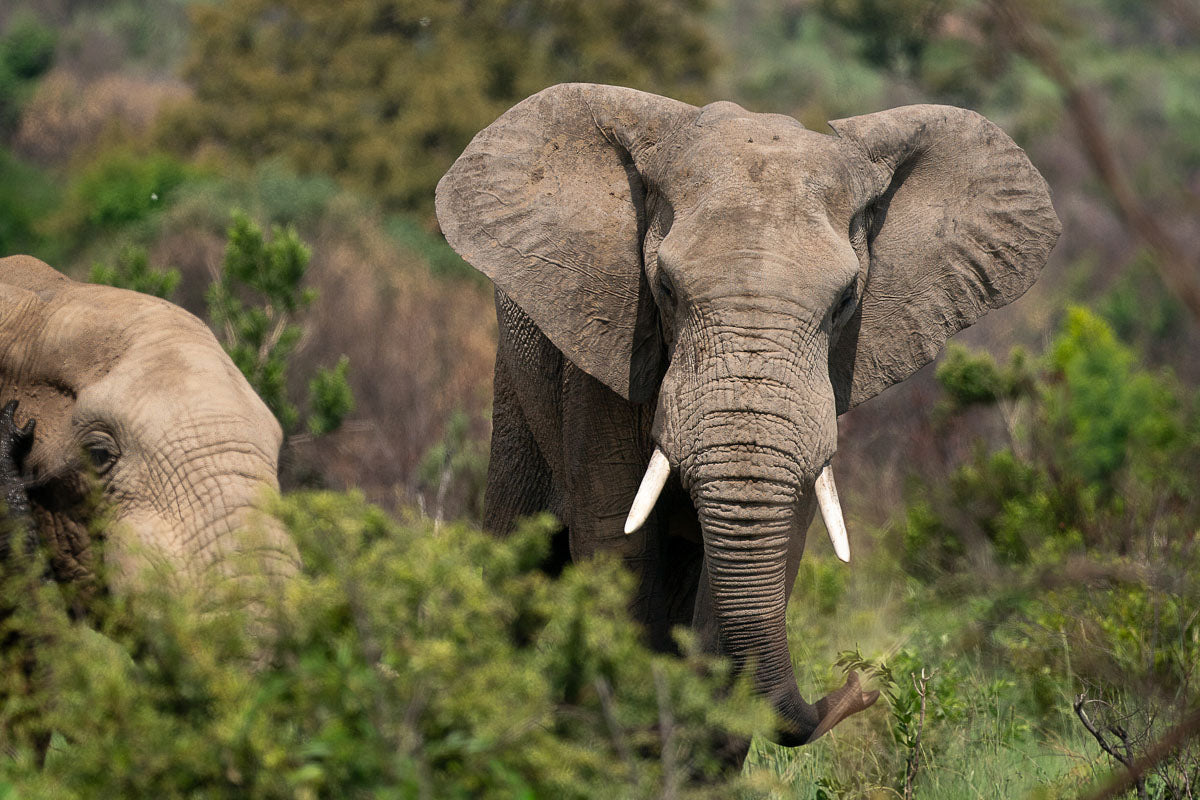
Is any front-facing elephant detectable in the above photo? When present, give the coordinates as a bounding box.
[436,84,1061,748]
[0,256,299,614]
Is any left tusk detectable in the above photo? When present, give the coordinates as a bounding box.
[624,447,671,534]
[814,465,850,562]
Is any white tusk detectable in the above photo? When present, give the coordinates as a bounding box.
[624,447,671,534]
[814,465,850,562]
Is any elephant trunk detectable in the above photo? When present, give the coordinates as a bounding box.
[105,457,300,624]
[691,466,819,743]
[655,307,875,743]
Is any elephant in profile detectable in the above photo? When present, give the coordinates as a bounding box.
[436,84,1059,747]
[0,256,298,613]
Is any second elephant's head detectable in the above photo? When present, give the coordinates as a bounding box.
[0,256,299,615]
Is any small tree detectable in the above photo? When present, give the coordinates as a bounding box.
[88,212,355,441]
[206,210,353,437]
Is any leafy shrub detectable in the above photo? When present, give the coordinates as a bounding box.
[88,245,180,299]
[902,307,1199,576]
[416,409,490,524]
[0,147,57,258]
[165,0,717,214]
[58,148,190,240]
[207,211,352,437]
[0,492,775,797]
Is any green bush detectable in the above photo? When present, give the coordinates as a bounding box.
[0,11,56,136]
[58,149,191,241]
[88,245,181,299]
[207,211,352,437]
[902,307,1198,575]
[0,147,57,258]
[0,493,775,797]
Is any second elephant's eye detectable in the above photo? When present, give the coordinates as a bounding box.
[87,446,117,473]
[81,432,120,475]
[658,275,676,302]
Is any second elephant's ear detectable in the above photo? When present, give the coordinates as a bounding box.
[828,105,1061,412]
[436,83,697,403]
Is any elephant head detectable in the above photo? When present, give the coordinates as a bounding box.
[0,256,299,613]
[436,84,1060,743]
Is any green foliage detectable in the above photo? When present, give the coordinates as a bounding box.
[720,2,885,125]
[0,493,774,797]
[816,0,947,74]
[879,306,1200,794]
[0,11,56,136]
[166,0,717,214]
[306,356,354,437]
[0,147,57,258]
[905,307,1198,576]
[88,245,181,299]
[1098,251,1184,350]
[207,211,352,436]
[384,215,479,283]
[417,410,490,523]
[935,344,1033,411]
[58,148,190,238]
[1044,307,1187,489]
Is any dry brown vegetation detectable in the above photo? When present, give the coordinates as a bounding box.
[14,70,188,165]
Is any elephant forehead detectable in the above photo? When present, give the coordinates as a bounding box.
[662,120,863,213]
[95,351,281,448]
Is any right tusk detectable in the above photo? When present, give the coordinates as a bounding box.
[624,447,671,534]
[814,465,850,562]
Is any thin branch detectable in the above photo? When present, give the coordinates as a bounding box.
[987,0,1200,323]
[653,664,679,800]
[594,676,638,783]
[904,668,930,800]
[1078,697,1200,800]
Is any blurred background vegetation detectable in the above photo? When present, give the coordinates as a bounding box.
[0,0,1196,795]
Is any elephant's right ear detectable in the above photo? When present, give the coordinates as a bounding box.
[436,83,697,403]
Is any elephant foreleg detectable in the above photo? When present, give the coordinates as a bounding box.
[561,367,676,648]
[483,354,557,538]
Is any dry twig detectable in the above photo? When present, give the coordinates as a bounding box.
[904,668,930,800]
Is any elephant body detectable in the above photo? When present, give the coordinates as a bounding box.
[436,84,1060,746]
[0,256,298,612]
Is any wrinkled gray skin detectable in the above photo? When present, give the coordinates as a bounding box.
[0,256,298,614]
[436,84,1060,747]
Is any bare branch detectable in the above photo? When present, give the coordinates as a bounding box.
[653,664,679,800]
[904,668,930,800]
[1079,699,1200,800]
[987,0,1200,323]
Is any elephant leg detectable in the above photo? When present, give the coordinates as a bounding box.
[660,494,704,636]
[483,353,555,538]
[560,366,672,647]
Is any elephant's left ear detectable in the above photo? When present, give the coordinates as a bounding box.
[827,105,1061,412]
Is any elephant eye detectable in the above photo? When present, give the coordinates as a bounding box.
[834,284,858,323]
[81,433,120,475]
[87,446,117,473]
[658,275,676,301]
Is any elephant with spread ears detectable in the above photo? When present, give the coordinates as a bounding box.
[0,255,299,617]
[436,83,1060,749]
